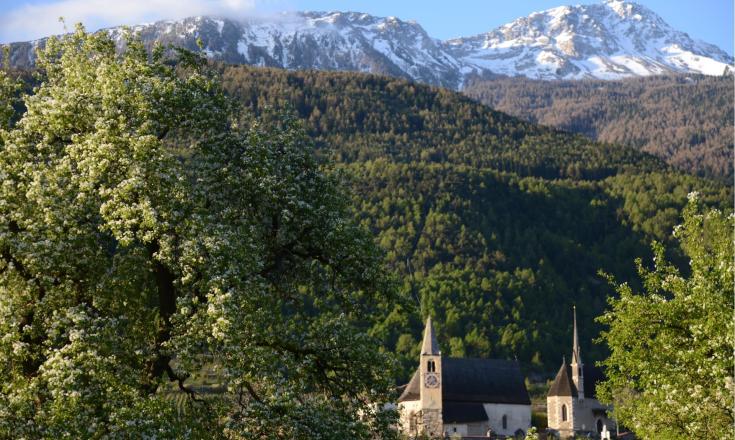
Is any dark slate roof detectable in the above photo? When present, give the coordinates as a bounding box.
[398,357,530,405]
[442,358,530,404]
[548,360,577,397]
[582,364,605,400]
[548,362,606,399]
[443,401,488,423]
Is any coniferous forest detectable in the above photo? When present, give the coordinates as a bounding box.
[463,74,734,180]
[219,65,732,379]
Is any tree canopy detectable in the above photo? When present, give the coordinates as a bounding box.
[219,65,731,377]
[0,27,400,439]
[597,194,734,439]
[463,74,734,180]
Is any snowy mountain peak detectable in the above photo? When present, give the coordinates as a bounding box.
[603,0,660,20]
[605,0,640,17]
[5,1,733,84]
[448,0,733,80]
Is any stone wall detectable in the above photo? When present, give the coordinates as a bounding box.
[398,400,422,436]
[419,408,443,437]
[547,396,575,438]
[547,396,616,439]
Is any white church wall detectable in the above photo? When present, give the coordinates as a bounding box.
[443,421,492,437]
[483,402,531,436]
[466,422,490,436]
[575,398,615,435]
[443,423,468,436]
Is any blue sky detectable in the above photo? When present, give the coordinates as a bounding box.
[0,0,732,55]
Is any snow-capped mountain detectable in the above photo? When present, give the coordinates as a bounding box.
[9,12,467,89]
[447,0,733,80]
[6,1,733,85]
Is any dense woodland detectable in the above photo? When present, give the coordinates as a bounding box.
[462,74,734,180]
[220,65,732,380]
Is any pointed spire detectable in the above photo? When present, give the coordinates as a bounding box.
[421,317,440,355]
[572,305,582,365]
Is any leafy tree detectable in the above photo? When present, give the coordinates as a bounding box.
[596,193,734,439]
[523,427,539,440]
[0,69,18,129]
[0,27,399,439]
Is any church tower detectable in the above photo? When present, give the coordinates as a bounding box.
[547,306,585,438]
[571,306,584,401]
[419,317,443,436]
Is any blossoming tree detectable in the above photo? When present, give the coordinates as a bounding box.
[0,27,399,439]
[597,193,734,439]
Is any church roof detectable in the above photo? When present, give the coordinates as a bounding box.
[581,364,605,399]
[443,358,530,404]
[548,361,606,399]
[397,357,530,405]
[398,370,420,402]
[421,317,441,355]
[548,359,576,397]
[572,305,582,366]
[443,401,489,423]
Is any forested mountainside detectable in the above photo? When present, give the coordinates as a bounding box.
[220,65,732,378]
[463,74,734,180]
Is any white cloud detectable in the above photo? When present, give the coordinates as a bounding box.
[0,0,278,43]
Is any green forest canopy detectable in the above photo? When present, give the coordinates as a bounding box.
[463,74,734,180]
[220,65,731,379]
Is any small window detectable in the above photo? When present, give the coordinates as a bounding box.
[427,360,435,372]
[561,404,567,422]
[502,414,507,430]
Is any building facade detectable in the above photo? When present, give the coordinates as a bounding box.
[547,307,616,439]
[398,318,532,438]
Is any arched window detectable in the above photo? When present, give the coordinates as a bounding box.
[561,404,567,422]
[597,419,603,433]
[502,414,507,430]
[427,360,435,372]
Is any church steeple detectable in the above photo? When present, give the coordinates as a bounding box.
[570,305,584,400]
[421,316,441,355]
[419,317,442,436]
[572,305,581,366]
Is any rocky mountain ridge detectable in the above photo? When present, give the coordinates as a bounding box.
[6,1,733,86]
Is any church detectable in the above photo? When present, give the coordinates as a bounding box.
[397,318,532,438]
[546,307,616,439]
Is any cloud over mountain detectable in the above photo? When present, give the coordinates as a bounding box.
[0,0,258,43]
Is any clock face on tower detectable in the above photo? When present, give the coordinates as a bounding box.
[424,372,440,388]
